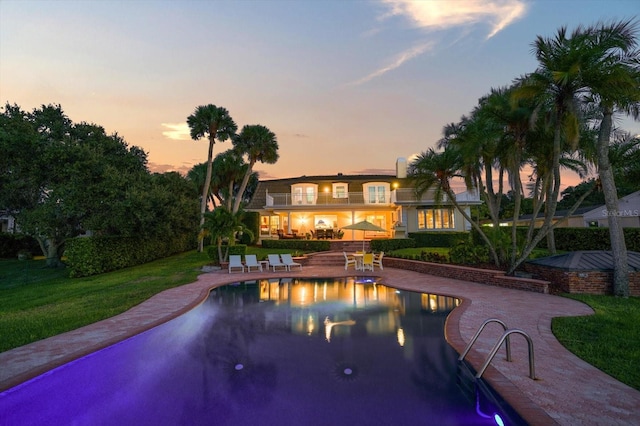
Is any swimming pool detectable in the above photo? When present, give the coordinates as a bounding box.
[0,277,524,425]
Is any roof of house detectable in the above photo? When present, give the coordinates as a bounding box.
[245,174,409,210]
[514,206,597,221]
[527,250,640,271]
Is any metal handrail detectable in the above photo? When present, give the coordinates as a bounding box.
[458,318,512,363]
[475,329,536,380]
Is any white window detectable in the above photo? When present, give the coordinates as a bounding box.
[332,183,348,199]
[291,183,318,205]
[362,182,390,204]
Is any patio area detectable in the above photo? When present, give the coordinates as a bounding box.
[1,265,638,425]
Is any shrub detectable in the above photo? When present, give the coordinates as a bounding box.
[449,242,490,265]
[420,250,449,263]
[370,238,416,252]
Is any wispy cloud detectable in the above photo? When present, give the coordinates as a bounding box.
[349,41,434,86]
[161,122,190,140]
[380,0,528,39]
[351,0,527,86]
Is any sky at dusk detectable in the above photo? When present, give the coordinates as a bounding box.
[2,0,639,190]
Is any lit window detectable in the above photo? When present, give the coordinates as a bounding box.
[417,208,455,229]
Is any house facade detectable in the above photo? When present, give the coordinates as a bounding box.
[244,159,482,241]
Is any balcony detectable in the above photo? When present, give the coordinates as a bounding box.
[263,189,480,208]
[266,192,386,207]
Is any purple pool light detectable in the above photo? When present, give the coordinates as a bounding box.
[0,277,524,425]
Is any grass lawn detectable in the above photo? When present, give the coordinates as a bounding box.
[552,294,640,391]
[1,248,638,392]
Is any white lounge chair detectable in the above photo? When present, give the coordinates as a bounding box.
[267,254,287,272]
[343,252,356,270]
[373,251,384,270]
[280,253,302,271]
[361,253,374,271]
[244,254,262,272]
[228,255,245,273]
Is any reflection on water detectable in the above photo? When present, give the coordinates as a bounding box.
[1,277,514,426]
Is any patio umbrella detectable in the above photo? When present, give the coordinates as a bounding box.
[341,220,387,251]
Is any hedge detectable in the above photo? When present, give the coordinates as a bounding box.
[65,233,197,278]
[471,226,640,252]
[261,239,331,251]
[370,238,416,252]
[407,231,469,247]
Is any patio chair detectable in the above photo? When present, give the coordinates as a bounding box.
[244,254,262,272]
[362,253,374,271]
[280,253,302,271]
[343,252,356,270]
[267,254,288,272]
[228,255,245,273]
[373,251,384,270]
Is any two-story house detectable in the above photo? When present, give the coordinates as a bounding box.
[244,158,482,241]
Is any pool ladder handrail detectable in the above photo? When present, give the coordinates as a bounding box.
[458,318,536,380]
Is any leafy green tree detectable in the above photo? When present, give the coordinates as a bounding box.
[231,124,279,213]
[187,104,237,252]
[1,104,152,266]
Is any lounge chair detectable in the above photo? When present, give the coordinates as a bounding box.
[228,255,245,273]
[244,254,262,272]
[280,253,302,271]
[343,251,356,270]
[362,253,374,271]
[373,251,384,270]
[267,254,288,272]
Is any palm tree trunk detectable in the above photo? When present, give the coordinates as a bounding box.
[447,189,502,267]
[232,160,255,214]
[199,138,215,252]
[598,109,629,297]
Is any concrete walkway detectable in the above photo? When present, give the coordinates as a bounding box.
[1,265,639,425]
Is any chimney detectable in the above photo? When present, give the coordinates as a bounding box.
[396,157,407,178]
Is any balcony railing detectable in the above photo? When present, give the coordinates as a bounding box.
[267,192,371,207]
[264,189,480,207]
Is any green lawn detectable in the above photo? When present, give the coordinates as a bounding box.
[552,294,640,391]
[1,249,638,392]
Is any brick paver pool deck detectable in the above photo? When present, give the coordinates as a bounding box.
[1,265,639,425]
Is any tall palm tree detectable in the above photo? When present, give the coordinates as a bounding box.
[513,25,594,264]
[231,124,279,214]
[187,105,237,252]
[579,19,640,297]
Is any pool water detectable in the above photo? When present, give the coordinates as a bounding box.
[1,277,524,425]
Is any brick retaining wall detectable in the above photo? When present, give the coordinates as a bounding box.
[523,263,640,296]
[384,258,550,294]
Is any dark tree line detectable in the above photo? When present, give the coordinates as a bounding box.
[0,103,200,267]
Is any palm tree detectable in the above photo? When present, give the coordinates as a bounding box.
[408,147,502,267]
[579,19,640,297]
[212,149,247,211]
[187,105,237,252]
[202,207,247,264]
[232,124,279,214]
[513,25,594,265]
